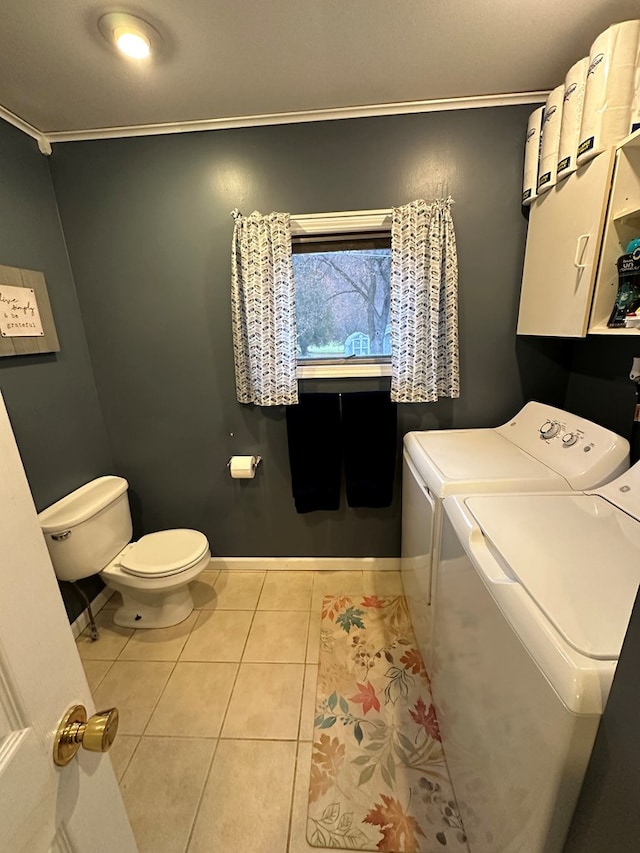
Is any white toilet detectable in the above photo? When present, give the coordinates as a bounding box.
[38,475,211,629]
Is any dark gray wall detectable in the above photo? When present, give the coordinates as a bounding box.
[561,340,640,852]
[48,106,569,557]
[563,588,640,853]
[564,336,639,441]
[0,118,112,618]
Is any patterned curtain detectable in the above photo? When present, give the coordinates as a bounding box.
[230,210,298,406]
[390,198,460,403]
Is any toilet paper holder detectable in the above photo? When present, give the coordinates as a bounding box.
[227,455,262,477]
[227,455,262,467]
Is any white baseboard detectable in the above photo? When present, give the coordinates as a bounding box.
[70,587,114,639]
[207,556,400,572]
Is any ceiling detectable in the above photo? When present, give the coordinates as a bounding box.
[1,0,639,143]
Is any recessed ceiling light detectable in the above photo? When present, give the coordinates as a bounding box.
[98,12,159,60]
[114,27,150,59]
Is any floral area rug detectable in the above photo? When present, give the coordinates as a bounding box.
[307,595,469,852]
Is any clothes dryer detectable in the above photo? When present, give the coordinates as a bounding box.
[401,401,629,668]
[433,462,640,853]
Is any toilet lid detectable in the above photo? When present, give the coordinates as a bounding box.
[120,529,209,578]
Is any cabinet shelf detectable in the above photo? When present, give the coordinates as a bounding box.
[589,325,640,335]
[613,207,640,225]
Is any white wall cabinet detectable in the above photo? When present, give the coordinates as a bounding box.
[517,130,640,338]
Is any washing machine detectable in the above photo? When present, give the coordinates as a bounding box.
[401,401,629,668]
[433,462,640,853]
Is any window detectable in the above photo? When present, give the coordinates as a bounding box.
[290,210,392,378]
[292,233,391,360]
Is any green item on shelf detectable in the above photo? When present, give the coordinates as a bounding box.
[608,249,640,328]
[626,237,640,253]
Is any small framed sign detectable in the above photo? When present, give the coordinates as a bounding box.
[0,285,45,338]
[0,265,60,357]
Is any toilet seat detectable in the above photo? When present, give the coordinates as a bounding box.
[119,529,209,579]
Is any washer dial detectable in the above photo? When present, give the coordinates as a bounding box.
[539,420,561,439]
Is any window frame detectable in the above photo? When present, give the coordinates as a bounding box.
[290,208,393,379]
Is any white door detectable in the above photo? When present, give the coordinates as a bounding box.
[0,394,137,853]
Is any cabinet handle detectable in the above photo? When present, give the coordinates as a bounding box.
[574,233,590,269]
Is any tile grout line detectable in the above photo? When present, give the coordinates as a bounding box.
[287,575,322,851]
[86,658,115,692]
[115,733,142,785]
[284,574,317,852]
[137,659,180,738]
[181,737,220,853]
[298,609,316,741]
[123,732,306,742]
[183,568,268,853]
[116,627,136,660]
[286,738,302,853]
[216,610,260,734]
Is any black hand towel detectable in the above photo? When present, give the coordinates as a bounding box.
[286,393,342,513]
[341,391,397,508]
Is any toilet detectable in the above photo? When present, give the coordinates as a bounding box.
[38,475,211,629]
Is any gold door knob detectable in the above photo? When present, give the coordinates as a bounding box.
[53,704,119,767]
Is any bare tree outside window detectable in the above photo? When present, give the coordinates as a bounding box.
[293,245,391,360]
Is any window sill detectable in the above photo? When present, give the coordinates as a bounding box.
[296,362,392,379]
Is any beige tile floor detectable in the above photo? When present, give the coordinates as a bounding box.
[78,569,404,853]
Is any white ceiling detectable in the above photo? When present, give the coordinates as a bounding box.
[1,0,639,141]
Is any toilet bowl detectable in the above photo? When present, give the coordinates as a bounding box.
[102,528,210,628]
[38,476,211,629]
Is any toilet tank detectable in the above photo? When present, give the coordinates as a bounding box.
[38,476,133,582]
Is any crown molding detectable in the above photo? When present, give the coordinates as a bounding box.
[1,91,549,152]
[0,104,51,154]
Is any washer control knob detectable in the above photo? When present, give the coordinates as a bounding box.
[562,432,579,447]
[540,420,561,439]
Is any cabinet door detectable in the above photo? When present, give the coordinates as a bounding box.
[517,149,615,337]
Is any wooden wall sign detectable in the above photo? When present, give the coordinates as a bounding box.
[0,265,60,357]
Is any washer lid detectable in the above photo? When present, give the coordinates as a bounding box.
[404,430,566,497]
[120,529,209,577]
[465,493,640,660]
